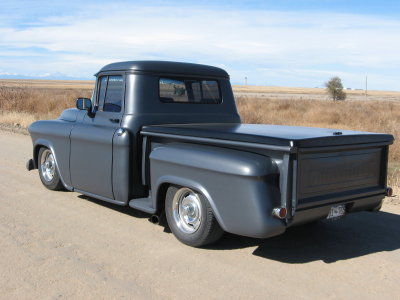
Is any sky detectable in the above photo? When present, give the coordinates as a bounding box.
[1,0,399,90]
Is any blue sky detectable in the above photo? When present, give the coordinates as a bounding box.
[1,0,399,90]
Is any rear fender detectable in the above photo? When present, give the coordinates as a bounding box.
[150,143,286,238]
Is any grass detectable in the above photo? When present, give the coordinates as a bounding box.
[0,79,398,194]
[236,96,400,161]
[233,84,400,96]
[0,83,92,127]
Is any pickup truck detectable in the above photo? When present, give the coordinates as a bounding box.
[27,61,394,247]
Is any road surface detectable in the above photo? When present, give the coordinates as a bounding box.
[1,130,399,299]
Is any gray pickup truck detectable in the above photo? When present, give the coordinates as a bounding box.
[27,61,394,247]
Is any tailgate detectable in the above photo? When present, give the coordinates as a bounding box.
[296,144,388,210]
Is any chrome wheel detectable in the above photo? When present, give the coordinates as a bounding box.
[172,187,202,234]
[40,149,55,182]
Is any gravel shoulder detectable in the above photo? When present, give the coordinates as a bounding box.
[1,129,399,299]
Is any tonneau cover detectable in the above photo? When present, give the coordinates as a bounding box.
[141,123,394,148]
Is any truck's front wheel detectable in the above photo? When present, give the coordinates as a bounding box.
[38,147,64,191]
[165,185,223,247]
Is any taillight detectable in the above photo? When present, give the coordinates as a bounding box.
[272,207,287,219]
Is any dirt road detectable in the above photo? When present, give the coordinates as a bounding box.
[1,130,399,299]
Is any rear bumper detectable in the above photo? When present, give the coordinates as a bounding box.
[290,193,384,226]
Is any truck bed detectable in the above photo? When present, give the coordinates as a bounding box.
[142,123,394,222]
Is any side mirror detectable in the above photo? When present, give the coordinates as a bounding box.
[76,98,95,117]
[76,97,92,110]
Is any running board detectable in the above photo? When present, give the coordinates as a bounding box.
[129,196,155,214]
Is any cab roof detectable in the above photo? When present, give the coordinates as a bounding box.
[97,61,229,78]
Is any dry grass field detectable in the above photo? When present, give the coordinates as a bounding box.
[233,85,400,102]
[0,80,93,128]
[0,79,398,193]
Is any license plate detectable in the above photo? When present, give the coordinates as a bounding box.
[327,204,346,219]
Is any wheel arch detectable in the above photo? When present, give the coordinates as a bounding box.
[33,143,43,168]
[33,139,73,191]
[154,175,227,231]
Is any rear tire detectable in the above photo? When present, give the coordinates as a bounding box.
[38,147,64,191]
[165,185,224,247]
[369,200,383,212]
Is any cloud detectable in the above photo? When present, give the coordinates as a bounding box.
[0,3,399,89]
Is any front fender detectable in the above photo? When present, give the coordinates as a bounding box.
[29,120,74,190]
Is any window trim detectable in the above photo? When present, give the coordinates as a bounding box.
[158,76,222,104]
[96,76,109,111]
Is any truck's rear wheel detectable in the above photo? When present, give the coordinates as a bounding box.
[38,147,64,191]
[369,200,383,212]
[165,185,223,247]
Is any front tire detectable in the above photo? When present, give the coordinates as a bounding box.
[38,147,64,191]
[165,185,224,247]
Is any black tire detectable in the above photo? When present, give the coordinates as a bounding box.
[165,185,224,247]
[38,147,65,191]
[369,200,383,212]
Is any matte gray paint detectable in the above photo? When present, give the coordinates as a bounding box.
[75,189,126,206]
[70,116,117,199]
[129,194,155,214]
[112,129,131,203]
[29,120,75,189]
[98,61,230,78]
[27,61,394,241]
[150,143,279,177]
[59,108,78,122]
[149,143,286,238]
[140,131,294,153]
[142,123,394,148]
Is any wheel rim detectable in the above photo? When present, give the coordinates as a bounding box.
[40,149,55,182]
[172,188,202,234]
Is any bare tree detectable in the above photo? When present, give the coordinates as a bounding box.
[325,76,346,101]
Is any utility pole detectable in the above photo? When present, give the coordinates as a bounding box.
[365,75,368,101]
[245,77,247,86]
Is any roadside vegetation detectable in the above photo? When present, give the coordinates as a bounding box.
[0,80,398,194]
[325,76,346,101]
[0,84,91,127]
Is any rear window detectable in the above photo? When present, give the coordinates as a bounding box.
[159,78,221,104]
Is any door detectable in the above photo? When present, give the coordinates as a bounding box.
[70,75,125,199]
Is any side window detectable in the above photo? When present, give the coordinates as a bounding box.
[103,75,124,112]
[96,75,124,112]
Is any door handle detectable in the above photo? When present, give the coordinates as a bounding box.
[109,118,120,123]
